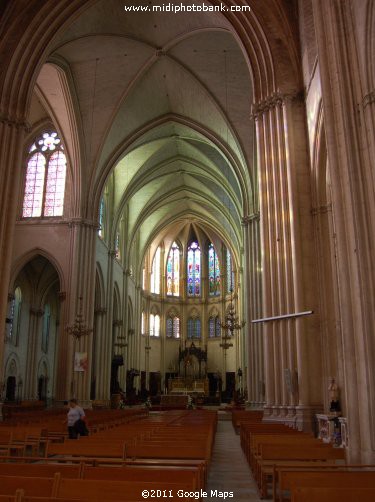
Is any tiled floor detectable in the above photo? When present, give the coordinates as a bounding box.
[205,419,261,501]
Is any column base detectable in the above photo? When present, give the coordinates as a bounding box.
[295,404,323,433]
[285,406,297,427]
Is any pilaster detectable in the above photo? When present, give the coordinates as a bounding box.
[313,0,375,462]
[0,119,28,379]
[253,90,321,427]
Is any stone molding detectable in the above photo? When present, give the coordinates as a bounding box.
[0,113,31,131]
[251,91,304,120]
[67,218,98,230]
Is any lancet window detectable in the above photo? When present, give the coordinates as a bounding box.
[187,241,201,296]
[208,243,220,296]
[167,242,180,296]
[187,317,201,339]
[22,131,66,218]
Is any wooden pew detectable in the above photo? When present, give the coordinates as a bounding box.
[291,485,375,502]
[55,478,192,501]
[46,441,126,459]
[256,444,346,498]
[0,476,55,497]
[82,464,200,489]
[0,463,81,479]
[285,471,375,502]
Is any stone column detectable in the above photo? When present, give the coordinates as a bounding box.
[92,307,107,400]
[253,91,321,428]
[24,307,44,399]
[54,291,70,401]
[63,220,97,407]
[242,214,264,407]
[0,119,27,381]
[313,0,375,462]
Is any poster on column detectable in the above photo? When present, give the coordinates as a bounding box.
[74,352,88,372]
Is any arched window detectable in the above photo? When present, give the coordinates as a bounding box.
[209,316,221,338]
[115,231,121,259]
[7,287,22,344]
[226,249,234,293]
[208,243,220,296]
[187,241,201,296]
[98,197,105,238]
[187,318,201,339]
[23,131,66,218]
[166,316,180,338]
[150,314,160,337]
[41,304,51,353]
[151,247,161,294]
[141,311,146,335]
[167,242,180,296]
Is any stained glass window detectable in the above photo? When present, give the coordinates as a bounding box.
[44,151,66,216]
[209,317,215,338]
[151,247,161,294]
[173,317,180,338]
[187,318,201,339]
[226,249,234,293]
[209,316,221,338]
[22,131,66,218]
[98,198,105,238]
[115,232,120,259]
[166,316,180,338]
[150,314,160,337]
[187,241,201,296]
[142,268,146,290]
[141,311,145,335]
[208,243,220,296]
[167,242,180,296]
[216,316,221,337]
[166,317,173,338]
[7,287,22,343]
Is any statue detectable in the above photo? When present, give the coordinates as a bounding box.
[328,378,340,412]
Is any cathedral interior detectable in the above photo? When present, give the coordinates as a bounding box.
[0,0,375,467]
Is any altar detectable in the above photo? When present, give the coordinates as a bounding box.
[168,377,209,395]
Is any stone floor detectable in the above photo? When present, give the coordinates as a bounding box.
[205,418,261,501]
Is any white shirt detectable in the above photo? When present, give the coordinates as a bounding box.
[67,405,85,426]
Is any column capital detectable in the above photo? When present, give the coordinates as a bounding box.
[30,307,44,317]
[362,90,375,109]
[251,91,304,120]
[241,213,260,226]
[58,291,67,302]
[0,113,31,131]
[94,307,107,316]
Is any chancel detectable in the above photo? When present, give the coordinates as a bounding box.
[0,2,375,494]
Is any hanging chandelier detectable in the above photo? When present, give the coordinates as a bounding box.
[220,290,245,349]
[66,297,93,340]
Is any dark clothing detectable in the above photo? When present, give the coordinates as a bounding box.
[74,418,89,436]
[68,419,89,439]
[68,425,78,439]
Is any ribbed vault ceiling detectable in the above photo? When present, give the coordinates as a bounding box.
[34,0,255,260]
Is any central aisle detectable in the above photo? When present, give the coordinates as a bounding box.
[205,417,261,501]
